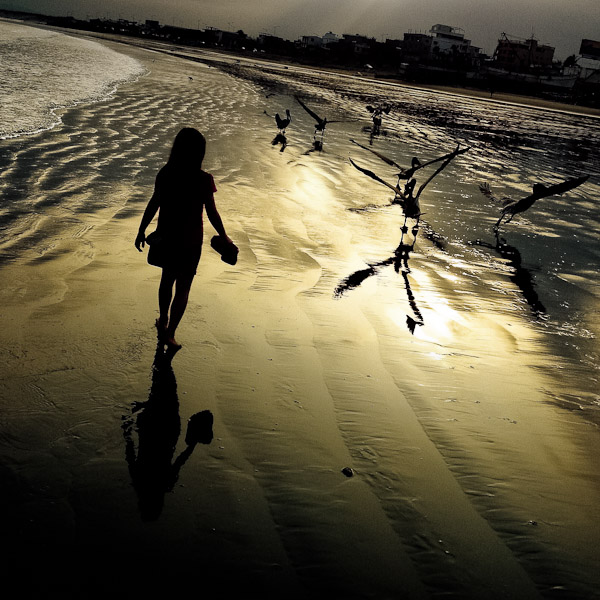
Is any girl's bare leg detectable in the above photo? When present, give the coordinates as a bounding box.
[158,269,176,338]
[165,273,194,348]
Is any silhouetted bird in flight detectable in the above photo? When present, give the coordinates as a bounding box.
[479,175,589,231]
[350,144,469,243]
[275,109,291,133]
[295,96,348,149]
[366,103,392,133]
[349,158,422,223]
[366,103,392,116]
[350,139,466,185]
[295,96,330,134]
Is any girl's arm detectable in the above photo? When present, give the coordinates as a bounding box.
[135,189,160,251]
[205,194,233,244]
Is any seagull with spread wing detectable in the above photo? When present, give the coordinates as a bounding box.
[366,103,391,134]
[295,96,345,148]
[350,144,469,244]
[479,175,590,231]
[350,139,465,184]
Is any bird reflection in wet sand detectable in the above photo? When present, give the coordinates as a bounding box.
[335,237,424,334]
[271,132,288,152]
[122,344,214,521]
[479,175,589,232]
[470,233,547,317]
[302,140,323,155]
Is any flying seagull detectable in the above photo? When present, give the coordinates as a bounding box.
[295,96,348,149]
[349,158,422,243]
[295,96,329,133]
[366,103,392,115]
[350,139,466,183]
[479,175,590,231]
[366,103,391,133]
[350,144,469,242]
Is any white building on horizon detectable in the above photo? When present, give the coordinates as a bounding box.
[429,24,474,56]
[322,31,339,46]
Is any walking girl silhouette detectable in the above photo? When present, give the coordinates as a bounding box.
[135,127,236,351]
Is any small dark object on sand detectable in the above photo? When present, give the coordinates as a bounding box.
[185,410,214,446]
[211,235,239,265]
[342,467,354,477]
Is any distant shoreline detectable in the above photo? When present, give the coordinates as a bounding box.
[254,58,600,119]
[4,14,600,119]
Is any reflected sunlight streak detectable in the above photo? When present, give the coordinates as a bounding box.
[388,285,469,346]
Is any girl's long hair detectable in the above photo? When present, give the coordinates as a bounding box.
[168,127,206,169]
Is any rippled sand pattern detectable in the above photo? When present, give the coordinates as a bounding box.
[0,38,599,599]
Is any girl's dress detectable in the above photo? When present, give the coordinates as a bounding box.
[153,163,217,275]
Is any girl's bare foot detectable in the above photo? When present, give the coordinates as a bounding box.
[165,326,182,350]
[155,318,168,341]
[166,336,182,351]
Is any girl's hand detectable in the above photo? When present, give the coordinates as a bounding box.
[219,233,234,247]
[135,231,146,251]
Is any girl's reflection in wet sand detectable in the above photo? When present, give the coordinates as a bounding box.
[123,345,214,520]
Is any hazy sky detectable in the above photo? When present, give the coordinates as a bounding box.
[2,0,599,59]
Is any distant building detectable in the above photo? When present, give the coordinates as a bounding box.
[340,33,376,55]
[576,42,600,84]
[578,57,600,81]
[580,39,600,60]
[300,35,323,48]
[322,32,339,46]
[341,33,374,45]
[572,41,600,106]
[402,32,432,61]
[384,38,403,48]
[257,33,295,54]
[493,34,554,72]
[401,25,480,66]
[429,24,471,55]
[209,29,247,49]
[258,33,284,45]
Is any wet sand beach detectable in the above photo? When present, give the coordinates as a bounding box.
[1,28,600,599]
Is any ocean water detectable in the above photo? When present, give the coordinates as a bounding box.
[0,20,145,260]
[0,20,145,139]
